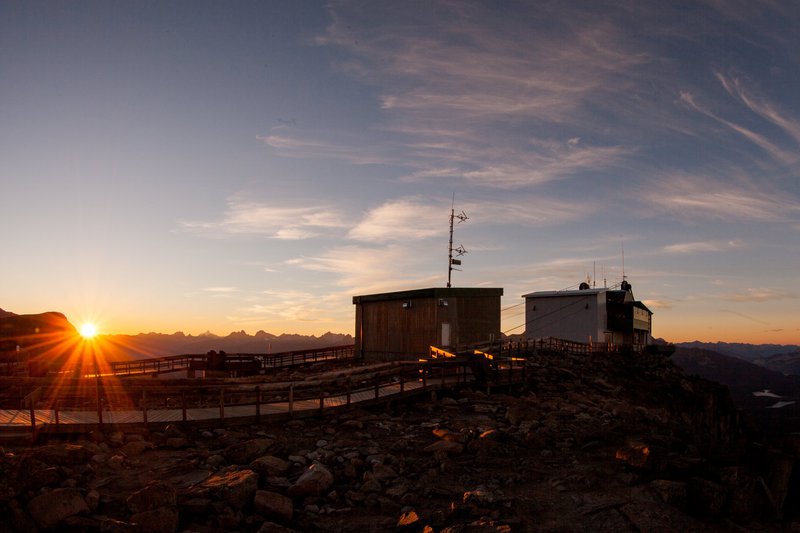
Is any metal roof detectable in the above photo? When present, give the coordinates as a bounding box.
[521,288,615,298]
[353,287,503,304]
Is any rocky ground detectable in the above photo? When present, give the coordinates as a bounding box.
[1,350,798,532]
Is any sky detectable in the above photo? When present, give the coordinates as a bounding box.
[1,1,798,344]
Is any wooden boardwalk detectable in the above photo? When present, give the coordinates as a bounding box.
[0,365,509,439]
[0,380,426,429]
[0,348,531,440]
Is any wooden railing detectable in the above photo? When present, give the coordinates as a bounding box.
[4,355,527,438]
[108,345,356,376]
[259,344,355,368]
[463,336,624,358]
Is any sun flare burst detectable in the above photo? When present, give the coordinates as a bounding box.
[80,323,98,339]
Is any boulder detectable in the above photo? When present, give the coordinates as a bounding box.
[164,437,190,449]
[254,490,294,522]
[27,488,89,529]
[614,441,652,469]
[372,463,398,481]
[649,479,687,511]
[201,469,259,509]
[423,440,464,454]
[126,482,177,513]
[33,444,93,466]
[258,521,300,533]
[225,438,275,465]
[130,506,179,533]
[288,462,334,497]
[397,510,421,529]
[432,428,462,442]
[250,455,290,478]
[122,440,151,457]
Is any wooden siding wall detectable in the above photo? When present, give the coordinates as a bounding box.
[355,294,501,361]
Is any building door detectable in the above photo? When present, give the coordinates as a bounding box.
[441,323,451,347]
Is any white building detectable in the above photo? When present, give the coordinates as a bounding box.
[523,281,652,351]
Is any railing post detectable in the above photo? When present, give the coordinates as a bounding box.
[54,400,60,429]
[177,391,185,422]
[142,390,148,424]
[288,385,294,416]
[422,366,427,390]
[255,386,261,422]
[346,379,351,406]
[219,389,225,420]
[400,372,405,395]
[374,380,380,401]
[28,398,36,433]
[319,386,324,413]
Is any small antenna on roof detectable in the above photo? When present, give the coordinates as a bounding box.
[620,235,626,283]
[447,193,468,288]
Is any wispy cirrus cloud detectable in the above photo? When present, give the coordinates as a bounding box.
[348,198,445,242]
[287,244,441,295]
[718,309,771,325]
[178,196,349,240]
[641,173,799,222]
[307,2,654,189]
[402,139,634,189]
[642,299,675,310]
[721,288,797,303]
[347,195,597,244]
[715,72,800,148]
[257,133,395,165]
[202,287,238,294]
[680,90,797,165]
[235,289,333,323]
[662,240,742,254]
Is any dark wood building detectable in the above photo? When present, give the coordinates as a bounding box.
[353,287,503,361]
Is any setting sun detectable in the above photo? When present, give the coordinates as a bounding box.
[80,323,98,339]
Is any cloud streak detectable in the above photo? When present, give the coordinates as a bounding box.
[288,244,443,295]
[662,240,741,254]
[257,133,396,166]
[641,173,799,222]
[179,196,349,240]
[721,288,797,303]
[308,2,658,189]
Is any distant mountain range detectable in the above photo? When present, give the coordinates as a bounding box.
[675,341,800,377]
[0,307,352,362]
[676,340,800,361]
[672,347,799,400]
[99,330,354,360]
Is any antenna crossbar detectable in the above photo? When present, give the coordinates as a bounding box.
[447,197,468,288]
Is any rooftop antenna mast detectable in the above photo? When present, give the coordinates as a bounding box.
[447,194,468,288]
[620,235,627,283]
